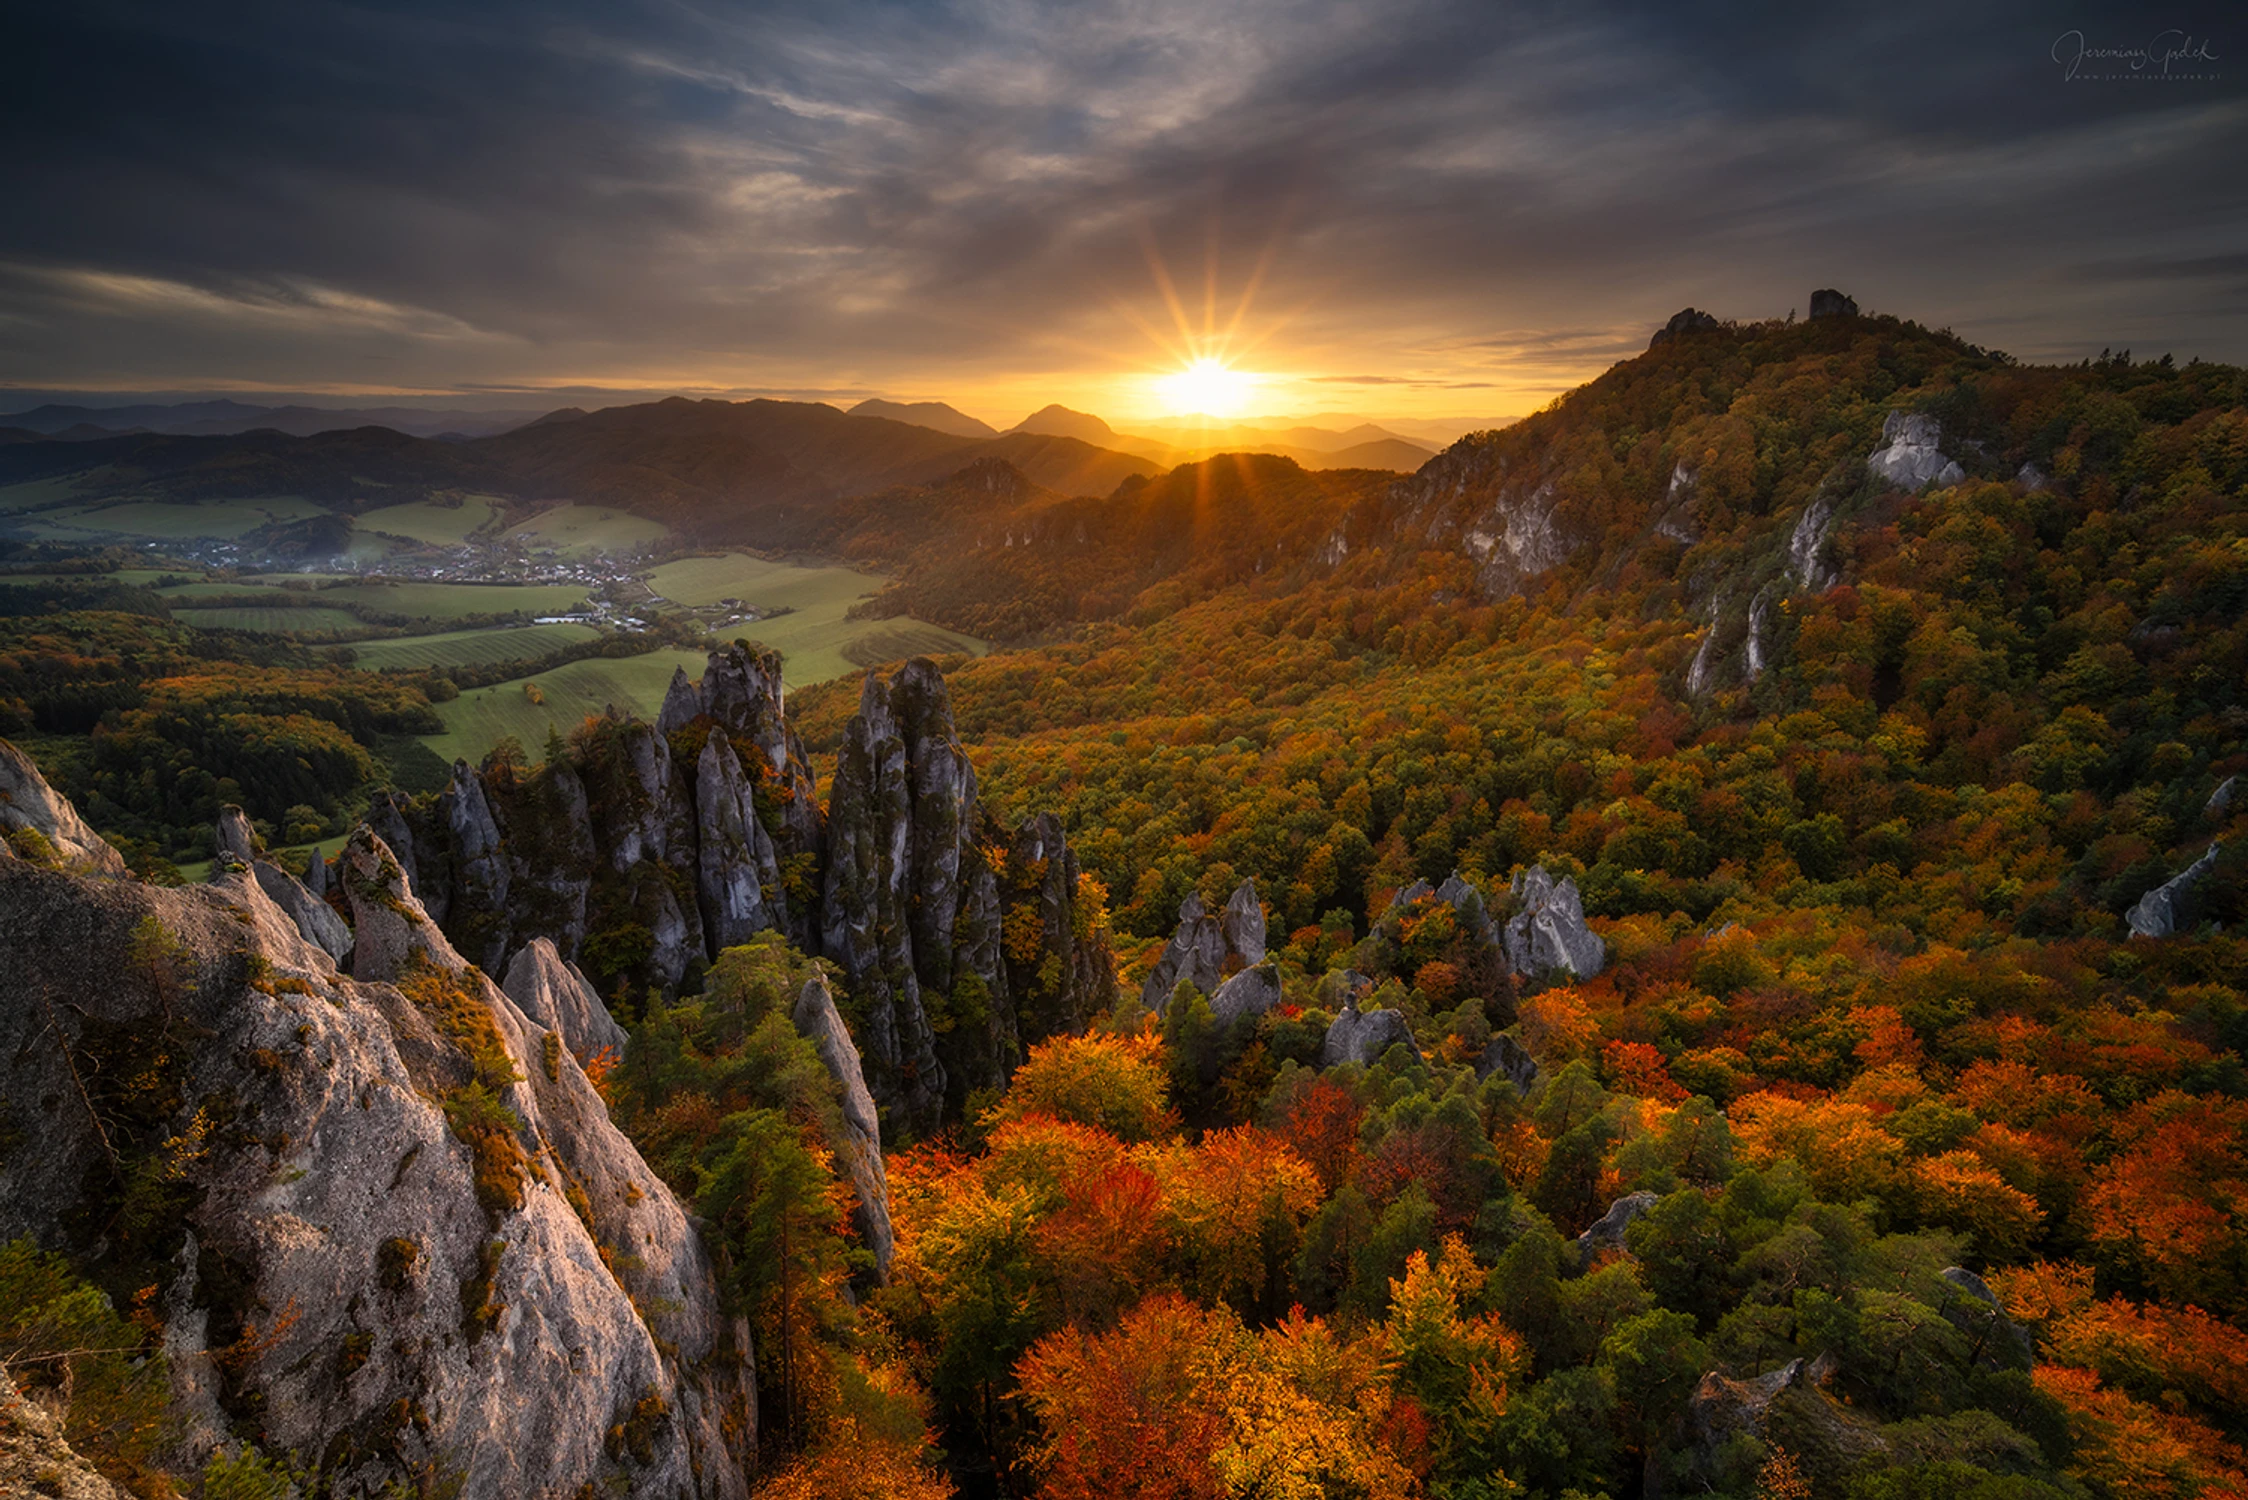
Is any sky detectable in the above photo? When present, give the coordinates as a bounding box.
[2,0,2243,429]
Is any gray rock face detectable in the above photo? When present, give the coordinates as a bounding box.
[1655,464,1700,543]
[1505,866,1606,979]
[1745,585,1775,680]
[1210,963,1284,1030]
[502,936,628,1062]
[341,655,1098,1129]
[1476,1032,1539,1094]
[214,804,258,866]
[1867,410,1966,491]
[0,739,128,877]
[700,645,824,948]
[1686,593,1727,699]
[2016,461,2050,492]
[657,664,703,736]
[694,733,779,952]
[1377,441,1584,599]
[588,719,705,989]
[1788,492,1840,592]
[2,812,754,1498]
[2127,841,2222,938]
[1221,879,1267,968]
[253,861,351,966]
[1576,1189,1660,1263]
[1808,287,1857,319]
[210,806,351,965]
[2,1372,123,1499]
[500,756,597,961]
[1143,880,1266,1012]
[439,761,513,973]
[1321,1004,1421,1069]
[793,971,894,1280]
[364,790,425,900]
[2207,775,2238,822]
[893,660,975,1000]
[821,670,948,1134]
[1144,894,1229,1011]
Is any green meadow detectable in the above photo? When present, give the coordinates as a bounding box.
[416,552,984,765]
[311,579,592,620]
[3,496,328,540]
[355,495,504,546]
[504,503,670,556]
[421,649,714,763]
[168,605,369,633]
[648,552,984,683]
[349,621,601,672]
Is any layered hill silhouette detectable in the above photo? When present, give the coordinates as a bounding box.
[0,395,1161,540]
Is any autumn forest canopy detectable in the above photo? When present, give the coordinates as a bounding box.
[5,305,2248,1500]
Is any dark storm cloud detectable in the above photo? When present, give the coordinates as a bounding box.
[0,0,2242,401]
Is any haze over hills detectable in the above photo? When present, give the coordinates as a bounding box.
[846,397,999,439]
[0,390,1432,552]
[1005,401,1438,471]
[0,397,552,439]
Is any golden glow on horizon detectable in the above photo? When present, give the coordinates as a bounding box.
[1152,357,1259,417]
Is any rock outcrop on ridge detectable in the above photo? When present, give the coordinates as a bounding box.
[1321,1001,1422,1069]
[1142,880,1267,1011]
[0,737,129,877]
[0,755,755,1498]
[350,648,1112,1136]
[1505,865,1607,980]
[2127,841,2223,938]
[793,969,894,1279]
[1865,410,1966,491]
[209,805,352,964]
[501,934,628,1062]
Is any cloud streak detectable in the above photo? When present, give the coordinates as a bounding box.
[1,0,2242,421]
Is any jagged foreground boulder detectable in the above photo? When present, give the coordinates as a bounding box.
[0,764,754,1498]
[1,1373,123,1500]
[502,935,629,1062]
[209,805,352,965]
[0,738,129,877]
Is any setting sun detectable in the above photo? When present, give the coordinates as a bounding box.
[1153,357,1258,417]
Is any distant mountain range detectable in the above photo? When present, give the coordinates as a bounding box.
[0,398,550,440]
[0,396,1173,542]
[992,402,1439,471]
[1,393,1471,475]
[847,398,999,439]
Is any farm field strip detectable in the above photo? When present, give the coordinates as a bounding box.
[169,605,370,633]
[349,621,602,671]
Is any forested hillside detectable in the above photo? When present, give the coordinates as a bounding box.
[6,308,2246,1500]
[775,314,2248,1497]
